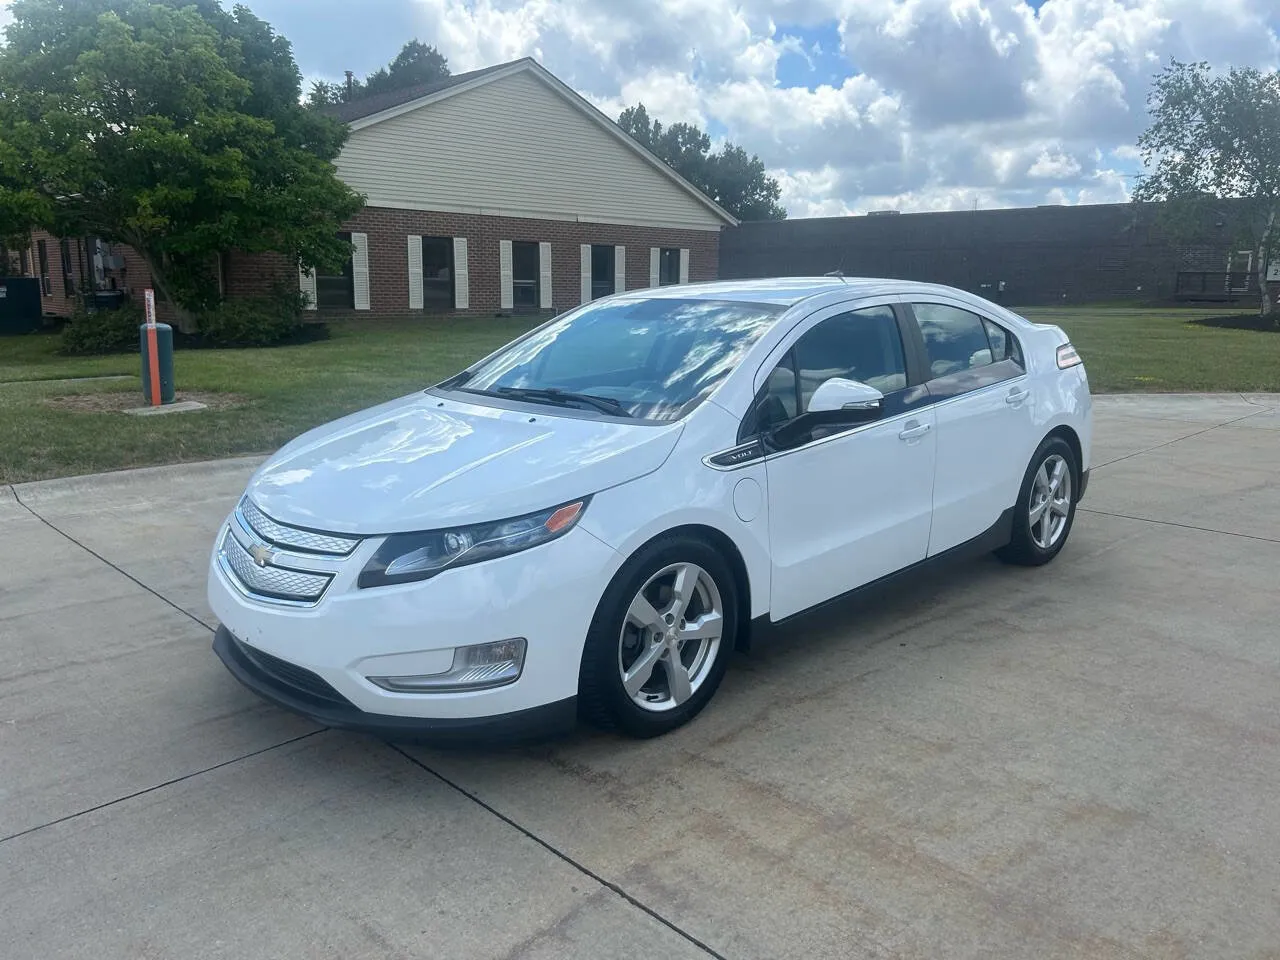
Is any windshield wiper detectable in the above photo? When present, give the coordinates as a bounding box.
[493,387,632,417]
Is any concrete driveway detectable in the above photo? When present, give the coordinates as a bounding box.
[2,394,1278,960]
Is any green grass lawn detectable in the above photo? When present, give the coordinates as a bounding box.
[1018,305,1280,394]
[1,304,1277,484]
[0,317,537,484]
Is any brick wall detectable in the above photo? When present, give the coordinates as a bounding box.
[229,206,722,320]
[721,201,1262,306]
[26,229,179,322]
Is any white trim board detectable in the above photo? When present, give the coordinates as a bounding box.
[348,198,725,233]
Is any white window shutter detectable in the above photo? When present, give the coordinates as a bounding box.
[299,264,317,310]
[614,246,625,293]
[499,240,513,310]
[649,247,660,287]
[407,235,423,310]
[679,248,690,284]
[580,245,592,303]
[453,237,469,309]
[351,232,370,310]
[539,241,553,309]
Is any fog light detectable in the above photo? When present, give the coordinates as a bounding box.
[368,638,526,693]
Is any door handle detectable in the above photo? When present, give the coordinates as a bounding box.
[898,421,932,441]
[1006,388,1031,405]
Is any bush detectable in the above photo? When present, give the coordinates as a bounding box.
[59,301,146,355]
[195,285,311,347]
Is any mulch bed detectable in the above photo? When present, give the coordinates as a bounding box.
[1188,314,1280,333]
[44,390,247,413]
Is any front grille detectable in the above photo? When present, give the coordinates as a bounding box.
[235,638,349,707]
[220,530,333,604]
[239,498,360,556]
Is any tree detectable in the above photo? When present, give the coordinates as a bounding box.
[0,0,364,331]
[618,104,786,221]
[306,40,449,108]
[1133,60,1280,317]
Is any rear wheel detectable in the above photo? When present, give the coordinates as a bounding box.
[578,536,737,738]
[997,436,1078,566]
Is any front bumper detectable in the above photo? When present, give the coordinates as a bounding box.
[208,517,620,726]
[214,626,576,743]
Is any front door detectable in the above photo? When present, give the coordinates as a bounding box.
[758,304,937,621]
[907,301,1036,554]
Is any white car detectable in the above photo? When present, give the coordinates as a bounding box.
[210,278,1091,740]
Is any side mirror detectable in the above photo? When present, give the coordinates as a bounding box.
[806,378,884,419]
[765,378,885,450]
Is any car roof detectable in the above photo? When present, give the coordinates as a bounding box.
[615,277,967,307]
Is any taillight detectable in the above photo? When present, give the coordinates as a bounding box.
[1056,343,1082,369]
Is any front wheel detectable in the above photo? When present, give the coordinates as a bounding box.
[997,436,1079,566]
[578,536,738,738]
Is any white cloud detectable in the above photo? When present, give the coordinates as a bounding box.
[384,1,1280,215]
[0,0,14,33]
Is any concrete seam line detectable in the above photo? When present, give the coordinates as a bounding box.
[0,729,327,846]
[1080,508,1280,545]
[10,488,216,633]
[387,743,730,960]
[1091,406,1270,471]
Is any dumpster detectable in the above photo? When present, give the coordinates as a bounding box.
[0,277,42,334]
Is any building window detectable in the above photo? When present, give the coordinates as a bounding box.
[421,236,454,307]
[37,240,51,296]
[590,245,615,300]
[511,240,540,309]
[59,238,76,296]
[315,231,355,309]
[658,248,680,286]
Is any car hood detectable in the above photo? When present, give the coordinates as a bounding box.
[245,392,683,535]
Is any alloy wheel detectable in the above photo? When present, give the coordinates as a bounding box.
[617,562,724,713]
[1029,453,1072,550]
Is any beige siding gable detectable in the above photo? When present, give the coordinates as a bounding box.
[336,71,725,231]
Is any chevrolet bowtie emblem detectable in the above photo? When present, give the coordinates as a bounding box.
[248,542,275,567]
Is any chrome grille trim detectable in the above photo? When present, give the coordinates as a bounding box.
[238,498,360,556]
[218,529,333,606]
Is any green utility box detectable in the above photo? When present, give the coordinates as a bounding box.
[140,322,176,404]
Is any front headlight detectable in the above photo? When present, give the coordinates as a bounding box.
[357,498,589,588]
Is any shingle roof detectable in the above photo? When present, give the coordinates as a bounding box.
[321,60,520,123]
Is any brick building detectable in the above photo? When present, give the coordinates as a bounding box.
[5,58,734,324]
[721,201,1277,307]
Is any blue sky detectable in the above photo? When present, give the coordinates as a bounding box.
[5,0,1276,217]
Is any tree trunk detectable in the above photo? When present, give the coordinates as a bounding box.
[1256,206,1275,319]
[138,251,198,334]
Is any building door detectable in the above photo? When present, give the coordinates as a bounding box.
[511,241,540,309]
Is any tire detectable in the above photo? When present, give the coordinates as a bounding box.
[578,534,739,738]
[997,435,1079,567]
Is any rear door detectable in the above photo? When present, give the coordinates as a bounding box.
[903,300,1036,555]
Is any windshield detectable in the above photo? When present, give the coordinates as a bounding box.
[450,297,784,422]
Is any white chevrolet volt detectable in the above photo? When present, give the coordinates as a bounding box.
[210,278,1091,740]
